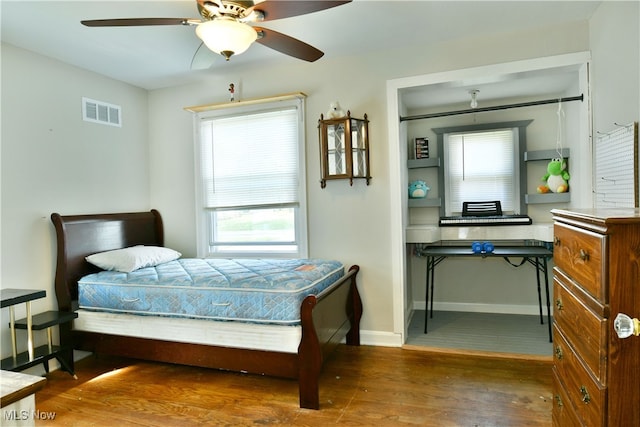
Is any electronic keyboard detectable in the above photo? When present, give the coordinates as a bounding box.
[439,215,532,226]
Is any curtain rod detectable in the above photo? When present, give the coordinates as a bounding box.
[400,94,584,122]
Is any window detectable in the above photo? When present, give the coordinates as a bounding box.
[194,95,307,258]
[434,120,531,217]
[444,128,519,215]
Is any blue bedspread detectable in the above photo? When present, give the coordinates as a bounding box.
[78,258,345,325]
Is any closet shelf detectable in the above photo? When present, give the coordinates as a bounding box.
[408,198,442,208]
[524,148,570,161]
[525,193,570,204]
[408,158,440,169]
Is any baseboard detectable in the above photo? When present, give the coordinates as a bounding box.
[413,301,547,316]
[359,329,403,347]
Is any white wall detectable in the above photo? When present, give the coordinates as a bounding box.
[0,43,150,360]
[590,1,640,135]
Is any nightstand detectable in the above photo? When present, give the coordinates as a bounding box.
[1,289,77,378]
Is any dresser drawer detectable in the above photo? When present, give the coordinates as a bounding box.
[553,276,608,384]
[553,222,606,302]
[552,368,583,427]
[553,324,606,427]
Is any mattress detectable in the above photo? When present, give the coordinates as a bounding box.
[78,258,344,325]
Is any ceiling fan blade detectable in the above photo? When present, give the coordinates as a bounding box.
[254,27,323,62]
[81,18,194,27]
[249,1,351,22]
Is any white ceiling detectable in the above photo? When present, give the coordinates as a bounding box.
[1,1,601,107]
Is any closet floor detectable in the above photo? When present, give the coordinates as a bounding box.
[406,310,553,357]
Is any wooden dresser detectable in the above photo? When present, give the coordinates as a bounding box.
[551,209,640,426]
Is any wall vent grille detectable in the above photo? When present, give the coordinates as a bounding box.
[82,97,121,127]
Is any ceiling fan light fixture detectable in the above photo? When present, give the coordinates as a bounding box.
[196,18,257,60]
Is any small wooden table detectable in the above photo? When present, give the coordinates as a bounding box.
[1,370,47,426]
[0,370,46,408]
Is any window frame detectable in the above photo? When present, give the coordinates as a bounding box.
[193,94,308,259]
[433,120,532,217]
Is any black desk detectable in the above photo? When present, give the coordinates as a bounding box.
[420,245,553,342]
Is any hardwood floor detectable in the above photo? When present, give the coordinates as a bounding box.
[34,346,552,426]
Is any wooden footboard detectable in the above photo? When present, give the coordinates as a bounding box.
[52,210,362,410]
[298,265,362,409]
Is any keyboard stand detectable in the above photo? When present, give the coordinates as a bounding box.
[420,245,553,342]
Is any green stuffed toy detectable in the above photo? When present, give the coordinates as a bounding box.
[538,158,570,193]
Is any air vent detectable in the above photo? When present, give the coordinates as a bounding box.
[82,97,121,127]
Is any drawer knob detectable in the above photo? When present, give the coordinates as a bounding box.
[580,386,591,404]
[614,313,640,338]
[554,236,561,246]
[555,299,563,310]
[555,394,563,408]
[579,249,590,261]
[555,345,563,360]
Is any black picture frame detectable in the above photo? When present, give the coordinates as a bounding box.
[415,137,429,159]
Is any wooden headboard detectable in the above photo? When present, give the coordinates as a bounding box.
[50,210,164,311]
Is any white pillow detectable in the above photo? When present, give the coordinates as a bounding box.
[86,245,182,273]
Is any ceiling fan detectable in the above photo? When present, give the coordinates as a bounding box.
[81,0,351,63]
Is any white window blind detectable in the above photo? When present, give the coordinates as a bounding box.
[200,107,299,209]
[193,94,307,258]
[445,129,516,215]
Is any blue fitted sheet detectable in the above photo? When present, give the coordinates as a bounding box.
[78,258,345,325]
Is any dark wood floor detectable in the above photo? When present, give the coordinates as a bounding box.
[35,345,552,426]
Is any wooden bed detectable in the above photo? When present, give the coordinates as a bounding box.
[50,209,362,410]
